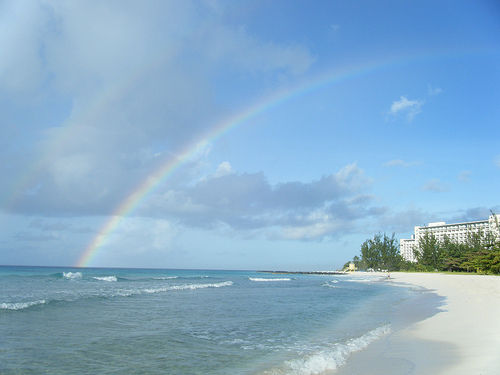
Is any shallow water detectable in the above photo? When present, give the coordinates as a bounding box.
[0,267,439,374]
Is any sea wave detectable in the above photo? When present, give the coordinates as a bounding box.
[143,281,233,294]
[93,276,118,282]
[1,300,47,310]
[249,278,291,282]
[1,281,234,311]
[321,281,339,288]
[63,272,82,279]
[153,275,210,280]
[154,276,179,280]
[344,277,379,284]
[279,325,391,374]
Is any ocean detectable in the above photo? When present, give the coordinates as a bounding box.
[0,266,441,374]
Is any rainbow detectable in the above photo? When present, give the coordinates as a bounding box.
[72,48,493,267]
[74,57,391,267]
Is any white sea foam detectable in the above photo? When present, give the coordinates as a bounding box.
[281,325,391,374]
[1,299,47,310]
[63,272,82,279]
[143,281,233,294]
[93,276,117,282]
[2,268,417,374]
[154,275,208,280]
[154,276,178,280]
[321,281,339,289]
[345,277,378,284]
[249,278,291,282]
[169,281,233,290]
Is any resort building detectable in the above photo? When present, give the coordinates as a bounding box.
[400,214,500,262]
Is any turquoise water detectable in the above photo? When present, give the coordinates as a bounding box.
[0,267,434,374]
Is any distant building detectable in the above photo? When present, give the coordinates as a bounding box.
[400,214,500,262]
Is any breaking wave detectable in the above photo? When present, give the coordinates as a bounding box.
[273,325,391,374]
[63,272,82,279]
[1,281,233,311]
[321,279,340,288]
[93,276,118,282]
[143,281,233,293]
[1,300,47,310]
[154,276,178,280]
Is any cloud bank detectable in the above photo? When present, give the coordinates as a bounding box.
[143,163,378,241]
[0,1,382,243]
[1,0,315,218]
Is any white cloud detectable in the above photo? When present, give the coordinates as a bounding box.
[0,1,315,218]
[92,217,182,267]
[213,162,235,178]
[428,85,442,96]
[281,216,343,241]
[449,207,497,223]
[0,2,49,100]
[141,163,380,241]
[421,179,449,193]
[389,96,424,121]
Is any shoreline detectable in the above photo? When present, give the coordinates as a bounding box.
[336,272,500,374]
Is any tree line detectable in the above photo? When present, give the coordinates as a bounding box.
[410,229,500,273]
[344,228,500,274]
[343,232,401,272]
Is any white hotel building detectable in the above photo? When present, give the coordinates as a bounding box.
[400,214,500,262]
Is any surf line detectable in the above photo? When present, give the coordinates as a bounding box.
[75,51,445,268]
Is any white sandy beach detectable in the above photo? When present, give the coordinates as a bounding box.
[336,272,500,375]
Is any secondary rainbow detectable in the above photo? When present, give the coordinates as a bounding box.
[74,84,297,267]
[75,48,485,267]
[74,57,386,267]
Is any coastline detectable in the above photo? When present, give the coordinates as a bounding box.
[335,272,500,375]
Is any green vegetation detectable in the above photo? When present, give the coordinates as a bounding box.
[345,224,500,274]
[343,232,403,271]
[406,229,500,274]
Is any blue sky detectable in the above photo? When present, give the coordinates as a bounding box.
[1,0,499,270]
